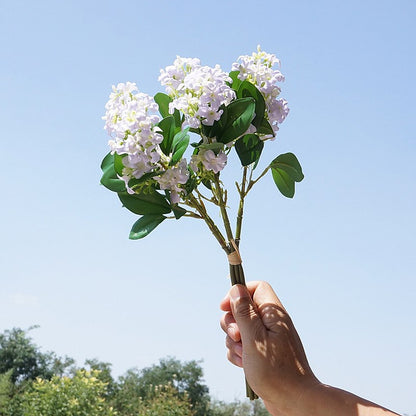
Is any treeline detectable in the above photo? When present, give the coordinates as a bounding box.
[0,327,270,416]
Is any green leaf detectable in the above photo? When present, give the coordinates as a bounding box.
[158,116,176,155]
[114,153,125,176]
[197,142,225,153]
[172,127,190,149]
[271,167,295,198]
[218,97,255,143]
[256,117,275,136]
[154,93,172,118]
[172,205,187,219]
[270,153,304,182]
[100,152,114,172]
[234,134,264,166]
[129,215,166,239]
[155,93,182,129]
[170,128,190,165]
[189,127,200,134]
[184,174,198,194]
[206,104,228,139]
[100,164,126,192]
[173,109,182,128]
[118,191,171,215]
[202,179,212,190]
[228,70,242,91]
[237,81,265,129]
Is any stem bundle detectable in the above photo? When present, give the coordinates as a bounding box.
[185,165,267,400]
[229,257,258,400]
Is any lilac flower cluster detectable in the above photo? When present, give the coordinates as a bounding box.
[103,82,164,193]
[190,149,227,174]
[103,48,290,204]
[155,159,189,204]
[159,57,235,128]
[232,46,289,135]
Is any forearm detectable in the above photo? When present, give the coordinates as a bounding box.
[265,383,400,416]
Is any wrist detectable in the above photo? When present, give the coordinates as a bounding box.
[264,382,399,416]
[262,377,323,416]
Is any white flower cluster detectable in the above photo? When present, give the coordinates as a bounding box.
[159,57,235,129]
[190,149,227,174]
[232,46,289,134]
[103,48,290,204]
[103,83,166,193]
[155,159,189,204]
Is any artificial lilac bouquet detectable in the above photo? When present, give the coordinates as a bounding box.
[100,46,304,399]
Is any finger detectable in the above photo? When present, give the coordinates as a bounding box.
[229,285,265,346]
[246,281,285,311]
[220,312,241,342]
[220,281,263,312]
[220,293,231,312]
[227,350,243,368]
[225,335,243,358]
[225,335,243,368]
[221,280,279,312]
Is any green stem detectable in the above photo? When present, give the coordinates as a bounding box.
[229,261,258,400]
[246,165,270,193]
[189,187,258,400]
[235,166,248,244]
[186,194,228,254]
[212,173,234,242]
[196,187,218,205]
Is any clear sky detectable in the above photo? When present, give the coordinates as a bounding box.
[1,0,415,413]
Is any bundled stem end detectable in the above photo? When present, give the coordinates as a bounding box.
[228,251,259,401]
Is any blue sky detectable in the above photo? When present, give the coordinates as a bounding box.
[0,0,415,413]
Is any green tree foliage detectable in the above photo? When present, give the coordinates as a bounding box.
[20,369,115,416]
[0,327,280,416]
[211,399,270,416]
[0,371,13,415]
[83,358,116,398]
[114,357,211,416]
[0,327,74,385]
[117,383,194,416]
[211,400,270,416]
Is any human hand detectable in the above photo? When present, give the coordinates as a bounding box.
[220,281,400,416]
[220,281,319,414]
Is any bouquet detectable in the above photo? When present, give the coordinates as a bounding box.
[100,46,304,399]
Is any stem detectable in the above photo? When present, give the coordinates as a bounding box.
[229,261,259,400]
[186,194,228,253]
[183,212,203,219]
[195,187,219,205]
[246,165,270,193]
[188,186,258,400]
[212,173,234,242]
[235,166,248,244]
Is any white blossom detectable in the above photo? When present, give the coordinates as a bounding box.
[232,46,289,135]
[155,159,189,204]
[103,83,163,182]
[159,58,235,128]
[190,149,227,174]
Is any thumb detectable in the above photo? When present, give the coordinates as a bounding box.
[229,284,265,344]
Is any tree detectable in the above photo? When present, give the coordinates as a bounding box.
[0,328,270,416]
[84,358,116,398]
[0,370,13,415]
[20,369,115,416]
[0,327,74,385]
[114,357,211,416]
[136,383,194,416]
[210,399,271,416]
